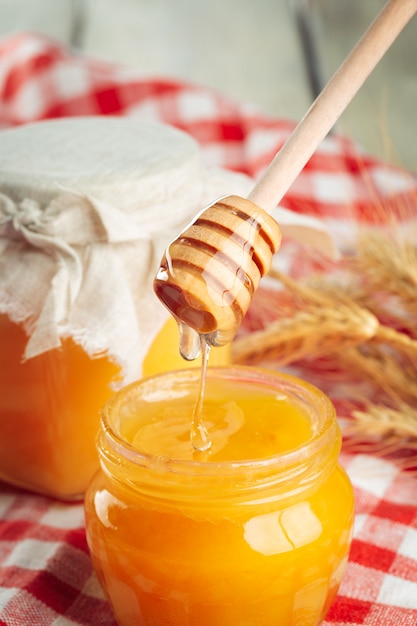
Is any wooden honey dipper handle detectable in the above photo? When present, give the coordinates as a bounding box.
[249,0,417,212]
[154,0,416,348]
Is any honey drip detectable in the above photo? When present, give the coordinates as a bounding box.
[153,196,281,455]
[190,334,212,452]
[178,322,201,361]
[177,321,212,453]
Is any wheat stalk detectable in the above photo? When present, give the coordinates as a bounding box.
[232,300,378,366]
[347,402,417,440]
[233,231,417,459]
[338,342,417,405]
[346,286,417,337]
[372,324,417,359]
[355,231,417,320]
[233,268,380,364]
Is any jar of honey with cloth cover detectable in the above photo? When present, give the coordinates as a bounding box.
[85,366,354,626]
[0,117,246,499]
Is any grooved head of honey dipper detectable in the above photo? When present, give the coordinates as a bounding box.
[153,195,282,347]
[153,274,217,335]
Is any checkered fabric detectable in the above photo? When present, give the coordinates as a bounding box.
[0,32,416,626]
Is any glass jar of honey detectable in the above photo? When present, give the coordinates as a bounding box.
[0,117,238,499]
[85,366,354,626]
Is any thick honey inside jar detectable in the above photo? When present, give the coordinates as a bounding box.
[85,367,354,626]
[0,314,119,497]
[0,314,229,498]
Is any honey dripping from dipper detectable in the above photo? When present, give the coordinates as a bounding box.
[154,195,281,452]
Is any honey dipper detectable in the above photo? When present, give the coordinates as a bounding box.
[154,0,417,354]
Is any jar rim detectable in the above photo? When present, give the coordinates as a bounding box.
[100,366,339,479]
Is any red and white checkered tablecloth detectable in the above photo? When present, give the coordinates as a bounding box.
[0,32,416,626]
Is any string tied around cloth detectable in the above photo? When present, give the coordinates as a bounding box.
[1,195,45,234]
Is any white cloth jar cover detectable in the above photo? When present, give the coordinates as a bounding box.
[0,117,254,385]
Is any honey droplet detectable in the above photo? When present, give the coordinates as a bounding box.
[178,322,201,361]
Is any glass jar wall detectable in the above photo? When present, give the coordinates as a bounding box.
[85,366,354,626]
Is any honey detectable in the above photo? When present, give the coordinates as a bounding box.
[85,367,354,626]
[0,314,229,498]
